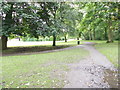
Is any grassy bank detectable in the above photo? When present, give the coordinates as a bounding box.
[2,47,88,88]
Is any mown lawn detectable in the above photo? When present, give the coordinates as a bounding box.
[2,47,88,88]
[94,41,118,67]
[3,40,80,56]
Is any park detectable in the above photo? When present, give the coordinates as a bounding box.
[0,1,119,88]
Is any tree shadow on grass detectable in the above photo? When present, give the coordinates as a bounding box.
[2,45,71,56]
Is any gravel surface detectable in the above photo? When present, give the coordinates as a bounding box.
[64,42,118,88]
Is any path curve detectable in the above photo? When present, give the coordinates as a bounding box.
[64,42,118,88]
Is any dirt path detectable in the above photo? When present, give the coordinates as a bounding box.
[64,42,118,88]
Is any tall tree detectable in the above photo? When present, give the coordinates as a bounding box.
[1,2,14,49]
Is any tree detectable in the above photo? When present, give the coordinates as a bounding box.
[1,2,35,49]
[1,2,118,50]
[1,2,58,49]
[59,2,83,43]
[1,2,14,49]
[79,2,119,42]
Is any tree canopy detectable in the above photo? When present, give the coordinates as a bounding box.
[0,2,119,49]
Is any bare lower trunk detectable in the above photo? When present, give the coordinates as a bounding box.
[1,36,7,50]
[81,32,86,40]
[107,29,113,43]
[90,33,92,40]
[90,31,92,40]
[77,37,80,45]
[104,27,108,40]
[53,34,56,46]
[107,20,113,43]
[89,31,92,40]
[19,38,20,41]
[65,35,67,42]
[93,29,96,40]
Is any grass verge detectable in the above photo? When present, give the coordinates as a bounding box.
[93,41,118,67]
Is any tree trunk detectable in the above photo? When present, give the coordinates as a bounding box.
[64,35,67,42]
[107,20,113,43]
[88,30,91,40]
[89,33,91,40]
[1,3,13,50]
[93,29,96,40]
[107,29,113,43]
[19,38,20,41]
[53,34,56,46]
[104,27,108,40]
[1,36,8,50]
[77,37,80,45]
[81,32,86,40]
[90,32,92,40]
[77,32,81,45]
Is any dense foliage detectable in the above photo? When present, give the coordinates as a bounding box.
[80,2,119,42]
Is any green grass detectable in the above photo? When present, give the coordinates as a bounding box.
[2,47,88,88]
[7,40,79,48]
[81,40,106,44]
[93,41,118,67]
[57,40,81,46]
[3,45,70,56]
[3,40,80,56]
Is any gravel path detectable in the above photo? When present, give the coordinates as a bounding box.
[64,42,118,88]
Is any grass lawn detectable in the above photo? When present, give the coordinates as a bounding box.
[92,41,118,67]
[3,40,80,56]
[56,40,80,45]
[2,47,88,88]
[81,40,106,44]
